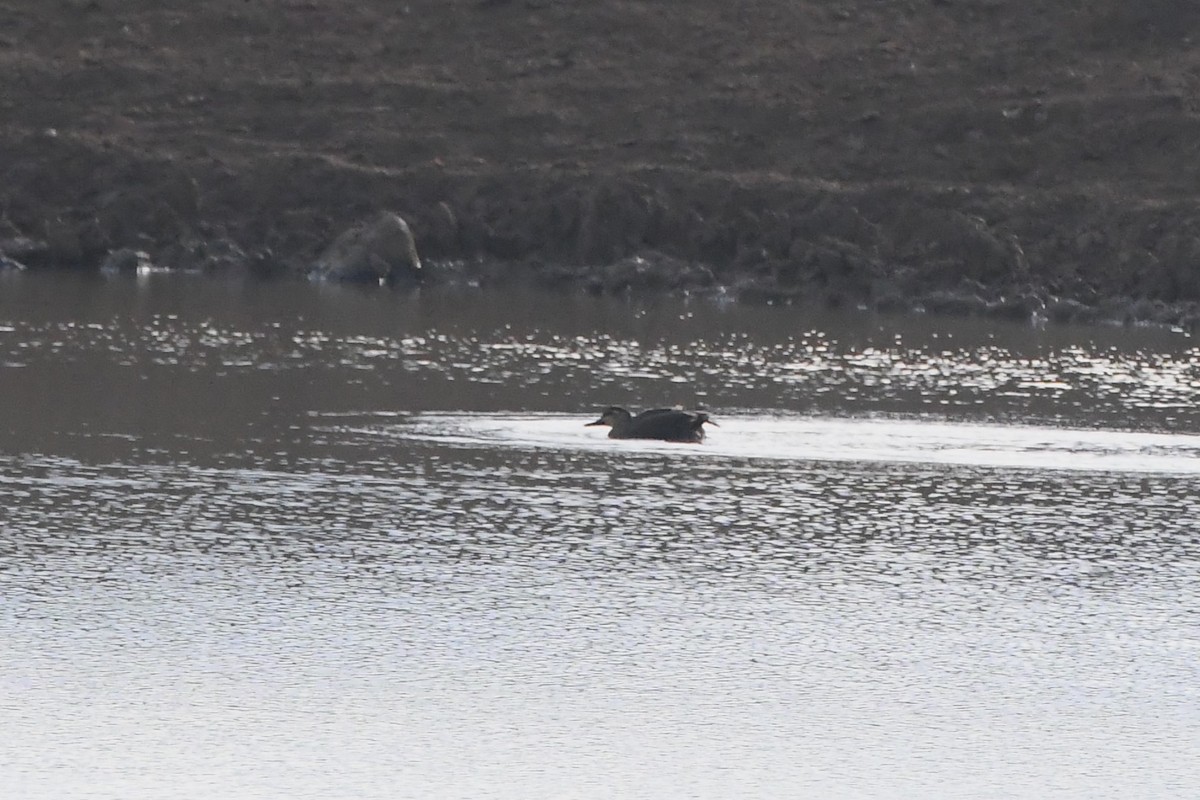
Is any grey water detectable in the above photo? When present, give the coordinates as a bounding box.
[2,271,1200,799]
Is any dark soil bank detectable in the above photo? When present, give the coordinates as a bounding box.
[4,1,1200,323]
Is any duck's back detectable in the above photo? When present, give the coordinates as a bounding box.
[625,408,708,442]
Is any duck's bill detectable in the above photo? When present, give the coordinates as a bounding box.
[584,419,606,427]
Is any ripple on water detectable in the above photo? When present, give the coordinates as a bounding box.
[4,281,1200,797]
[6,310,1200,426]
[3,441,1200,798]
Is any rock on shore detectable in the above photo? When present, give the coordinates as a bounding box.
[312,212,422,284]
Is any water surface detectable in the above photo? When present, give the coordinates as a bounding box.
[2,272,1199,799]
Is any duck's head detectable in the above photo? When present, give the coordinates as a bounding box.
[585,406,632,428]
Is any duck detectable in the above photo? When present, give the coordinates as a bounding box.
[585,406,715,443]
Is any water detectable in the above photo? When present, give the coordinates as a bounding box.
[2,272,1200,799]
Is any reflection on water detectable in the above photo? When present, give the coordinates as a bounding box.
[2,273,1200,799]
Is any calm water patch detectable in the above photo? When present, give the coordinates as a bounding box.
[378,410,1200,474]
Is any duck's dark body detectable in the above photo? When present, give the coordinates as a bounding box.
[585,406,714,443]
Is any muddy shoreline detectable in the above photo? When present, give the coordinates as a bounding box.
[4,2,1200,327]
